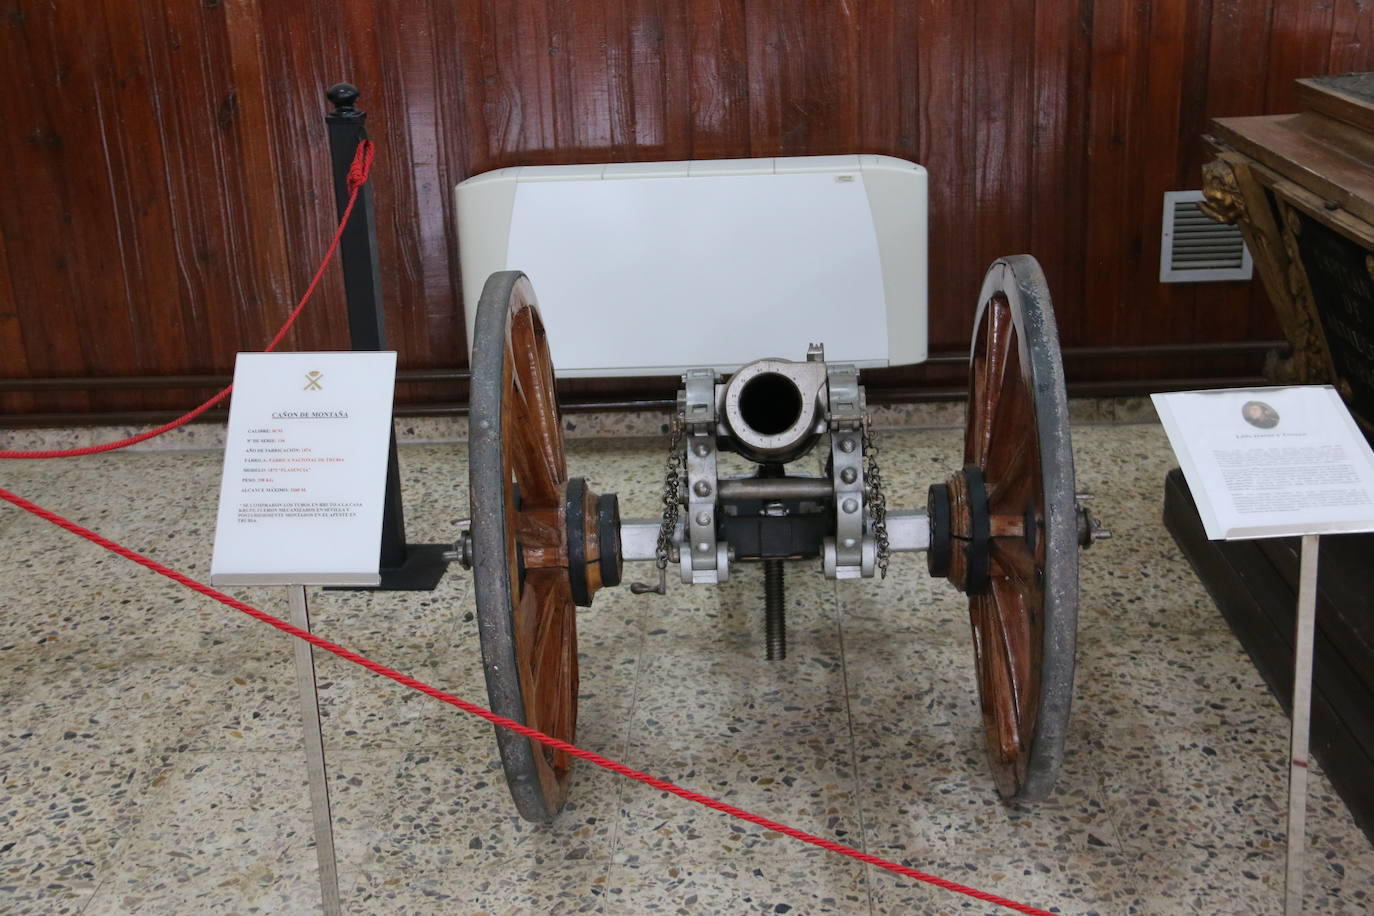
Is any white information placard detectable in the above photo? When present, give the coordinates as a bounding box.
[211,351,397,586]
[1152,385,1374,540]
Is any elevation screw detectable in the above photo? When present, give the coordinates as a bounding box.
[764,560,786,661]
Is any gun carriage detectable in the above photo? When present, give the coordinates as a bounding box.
[452,158,1106,822]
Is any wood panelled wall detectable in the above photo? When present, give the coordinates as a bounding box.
[3,1,1374,418]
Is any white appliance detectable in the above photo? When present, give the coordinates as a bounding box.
[454,155,928,377]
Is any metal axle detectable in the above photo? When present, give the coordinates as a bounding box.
[618,508,930,564]
[717,476,833,501]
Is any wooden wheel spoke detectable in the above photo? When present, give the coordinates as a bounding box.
[982,332,1026,478]
[509,571,575,757]
[532,580,568,683]
[993,576,1039,741]
[506,358,563,506]
[508,314,565,501]
[543,610,577,768]
[530,578,572,707]
[974,576,1040,757]
[967,296,1016,467]
[991,537,1038,595]
[512,579,544,711]
[504,339,541,483]
[985,433,1033,509]
[970,592,1024,763]
[517,507,566,568]
[968,358,991,466]
[520,382,564,492]
[530,581,576,771]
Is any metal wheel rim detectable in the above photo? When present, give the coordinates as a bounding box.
[965,255,1078,801]
[469,270,578,822]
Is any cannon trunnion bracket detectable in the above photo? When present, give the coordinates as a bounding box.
[668,347,877,587]
[452,157,1105,824]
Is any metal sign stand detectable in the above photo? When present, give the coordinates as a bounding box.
[1284,534,1320,915]
[323,82,449,591]
[289,585,342,916]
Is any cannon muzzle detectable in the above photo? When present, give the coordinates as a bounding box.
[721,358,827,463]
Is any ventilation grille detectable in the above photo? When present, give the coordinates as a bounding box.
[1159,190,1254,283]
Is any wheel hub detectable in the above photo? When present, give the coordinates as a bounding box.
[928,467,992,595]
[562,478,622,606]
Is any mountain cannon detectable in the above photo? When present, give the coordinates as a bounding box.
[456,256,1107,822]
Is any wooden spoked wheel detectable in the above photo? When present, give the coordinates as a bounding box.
[469,270,585,822]
[943,255,1078,801]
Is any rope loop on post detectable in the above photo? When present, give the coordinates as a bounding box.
[346,139,375,195]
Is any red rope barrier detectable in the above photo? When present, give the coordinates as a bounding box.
[0,483,1056,916]
[0,140,377,461]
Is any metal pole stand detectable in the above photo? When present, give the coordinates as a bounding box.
[289,586,343,916]
[324,82,448,591]
[1284,534,1321,915]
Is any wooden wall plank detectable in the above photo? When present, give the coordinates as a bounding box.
[372,2,462,373]
[0,221,34,413]
[0,0,99,412]
[1207,0,1278,118]
[222,0,294,354]
[855,0,918,159]
[1083,0,1148,354]
[745,1,860,157]
[1029,0,1092,353]
[1267,0,1335,112]
[913,0,977,354]
[48,0,142,406]
[437,0,489,364]
[1202,0,1285,355]
[1177,0,1216,186]
[1133,0,1192,350]
[254,1,350,355]
[972,0,1035,336]
[688,0,749,158]
[87,1,191,410]
[135,1,242,378]
[1330,0,1374,73]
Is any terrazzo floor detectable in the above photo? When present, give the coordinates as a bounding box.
[1,418,1371,914]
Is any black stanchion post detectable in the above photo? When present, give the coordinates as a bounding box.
[325,82,448,591]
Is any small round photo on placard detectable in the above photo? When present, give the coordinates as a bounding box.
[1241,400,1280,429]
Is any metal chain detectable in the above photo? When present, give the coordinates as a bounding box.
[630,412,686,595]
[863,413,890,578]
[654,414,686,570]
